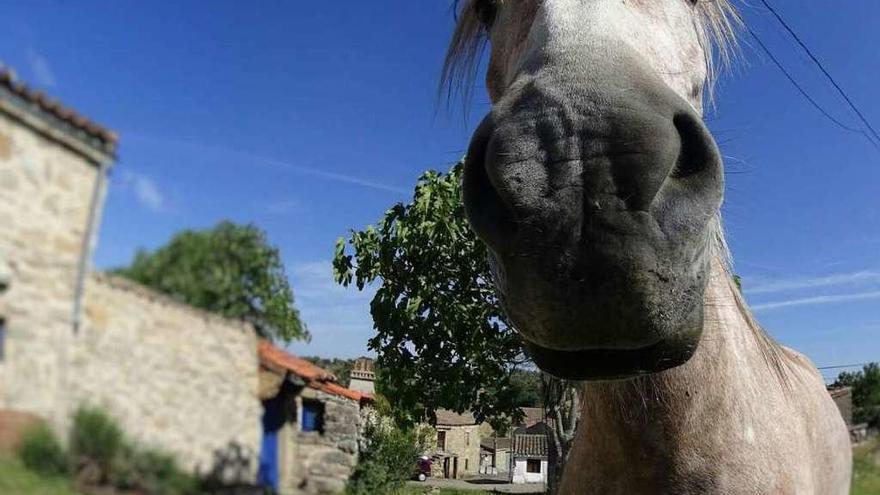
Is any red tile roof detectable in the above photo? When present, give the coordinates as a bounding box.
[257,340,372,402]
[258,339,336,382]
[0,67,117,148]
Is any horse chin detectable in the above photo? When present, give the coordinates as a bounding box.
[523,328,703,381]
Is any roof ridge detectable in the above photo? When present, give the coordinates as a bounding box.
[0,66,117,149]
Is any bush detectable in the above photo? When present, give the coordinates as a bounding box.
[68,406,197,495]
[70,406,124,475]
[346,416,431,495]
[113,445,198,495]
[16,423,69,476]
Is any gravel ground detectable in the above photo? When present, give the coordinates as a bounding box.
[408,475,546,493]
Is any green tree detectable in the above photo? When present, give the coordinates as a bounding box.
[115,221,307,342]
[302,356,357,385]
[333,162,526,429]
[835,362,880,427]
[510,369,543,408]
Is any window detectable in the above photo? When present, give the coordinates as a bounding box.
[465,431,470,446]
[526,459,541,473]
[301,400,324,433]
[465,458,469,471]
[437,430,446,451]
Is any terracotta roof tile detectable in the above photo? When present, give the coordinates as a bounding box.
[512,434,549,458]
[258,339,336,382]
[257,340,373,402]
[0,66,117,147]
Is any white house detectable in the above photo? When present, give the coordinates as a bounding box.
[510,434,549,484]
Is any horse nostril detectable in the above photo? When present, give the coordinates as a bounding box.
[462,115,518,250]
[671,112,718,180]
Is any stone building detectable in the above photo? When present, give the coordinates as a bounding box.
[258,341,373,494]
[0,67,258,480]
[479,436,510,475]
[431,410,481,479]
[510,434,549,485]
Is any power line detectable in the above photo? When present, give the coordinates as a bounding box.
[758,0,880,146]
[817,363,871,370]
[745,26,879,151]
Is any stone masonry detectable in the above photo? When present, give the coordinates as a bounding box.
[0,69,262,480]
[284,389,361,495]
[0,83,106,429]
[75,273,262,476]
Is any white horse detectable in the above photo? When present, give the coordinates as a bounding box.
[444,1,852,493]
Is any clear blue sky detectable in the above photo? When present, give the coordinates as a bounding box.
[3,1,877,379]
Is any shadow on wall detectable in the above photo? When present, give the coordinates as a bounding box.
[197,442,266,495]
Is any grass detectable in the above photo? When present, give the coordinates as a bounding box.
[0,455,82,495]
[402,488,488,495]
[852,436,880,495]
[401,484,544,494]
[2,439,876,495]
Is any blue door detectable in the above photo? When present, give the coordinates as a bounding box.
[258,395,285,491]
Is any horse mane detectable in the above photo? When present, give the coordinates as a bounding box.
[711,217,795,391]
[441,0,742,104]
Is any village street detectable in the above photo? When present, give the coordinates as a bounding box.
[408,476,545,494]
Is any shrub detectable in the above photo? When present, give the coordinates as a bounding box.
[70,406,124,480]
[346,417,431,495]
[16,423,68,476]
[113,445,198,495]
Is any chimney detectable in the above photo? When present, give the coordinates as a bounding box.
[348,357,375,395]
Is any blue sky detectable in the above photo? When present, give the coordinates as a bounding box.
[2,1,877,380]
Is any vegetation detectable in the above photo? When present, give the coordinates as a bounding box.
[333,162,525,430]
[69,407,124,483]
[852,436,880,495]
[114,221,307,342]
[345,397,432,495]
[302,356,357,386]
[835,362,880,428]
[510,369,543,408]
[17,423,69,477]
[0,455,82,495]
[12,406,199,495]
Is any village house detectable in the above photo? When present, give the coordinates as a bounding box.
[257,341,372,495]
[0,66,371,492]
[510,433,549,485]
[431,409,481,479]
[479,436,510,475]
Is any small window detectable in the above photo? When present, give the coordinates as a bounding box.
[301,400,324,433]
[465,458,469,470]
[437,430,446,451]
[526,459,541,473]
[465,431,470,446]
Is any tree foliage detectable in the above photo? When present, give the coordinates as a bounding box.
[115,221,307,342]
[303,356,357,386]
[835,362,880,427]
[333,162,526,429]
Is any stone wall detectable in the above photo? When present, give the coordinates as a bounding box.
[0,105,101,428]
[74,273,262,477]
[0,98,263,478]
[283,388,361,494]
[436,424,481,478]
